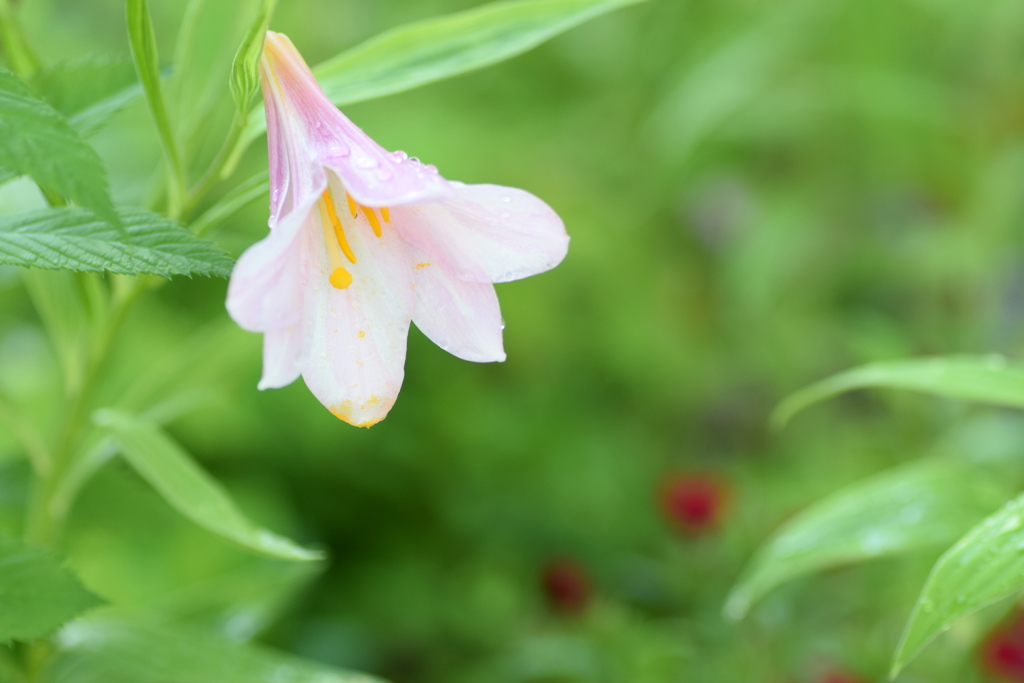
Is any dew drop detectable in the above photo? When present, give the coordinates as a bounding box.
[500,317,506,330]
[409,156,420,164]
[425,164,438,174]
[502,270,514,280]
[390,150,409,163]
[353,155,379,169]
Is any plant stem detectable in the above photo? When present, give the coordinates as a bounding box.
[0,0,39,77]
[183,109,250,220]
[24,277,147,547]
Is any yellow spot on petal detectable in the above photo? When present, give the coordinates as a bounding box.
[415,262,431,269]
[329,395,388,428]
[381,206,391,223]
[358,330,366,338]
[329,266,353,289]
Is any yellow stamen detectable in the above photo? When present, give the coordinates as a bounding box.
[381,206,391,223]
[346,192,358,218]
[321,190,356,264]
[329,267,353,289]
[318,194,355,291]
[363,206,382,237]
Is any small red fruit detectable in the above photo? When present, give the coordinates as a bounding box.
[819,670,871,683]
[541,558,591,614]
[659,472,729,534]
[981,608,1024,681]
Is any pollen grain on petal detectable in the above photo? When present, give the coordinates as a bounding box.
[358,330,366,338]
[415,262,431,269]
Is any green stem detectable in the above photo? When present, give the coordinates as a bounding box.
[24,277,147,547]
[126,0,187,219]
[0,0,39,77]
[182,109,249,220]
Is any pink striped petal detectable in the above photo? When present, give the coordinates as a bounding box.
[261,32,454,211]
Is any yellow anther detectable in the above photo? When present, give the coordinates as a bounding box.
[321,190,356,264]
[346,192,358,218]
[381,206,391,223]
[363,206,382,237]
[329,266,353,289]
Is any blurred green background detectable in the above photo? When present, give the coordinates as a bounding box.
[5,0,1024,681]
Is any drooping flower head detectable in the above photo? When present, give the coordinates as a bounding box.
[227,32,568,426]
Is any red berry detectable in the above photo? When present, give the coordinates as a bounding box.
[542,559,590,614]
[819,671,870,683]
[982,609,1024,680]
[660,473,729,534]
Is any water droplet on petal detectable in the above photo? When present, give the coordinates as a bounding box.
[353,155,379,169]
[409,156,420,164]
[503,270,514,280]
[500,317,506,330]
[425,164,438,174]
[390,150,409,163]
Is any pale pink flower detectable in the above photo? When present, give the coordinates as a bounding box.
[227,32,569,427]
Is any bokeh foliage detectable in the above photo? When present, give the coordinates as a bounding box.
[3,0,1024,681]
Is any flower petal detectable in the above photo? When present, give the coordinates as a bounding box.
[261,32,455,209]
[226,198,315,332]
[298,179,416,427]
[258,324,303,390]
[409,250,505,363]
[391,183,569,284]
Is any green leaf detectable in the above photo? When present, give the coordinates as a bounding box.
[773,355,1024,428]
[32,58,142,138]
[316,0,643,106]
[125,0,186,207]
[0,67,117,222]
[725,459,1007,620]
[0,536,103,641]
[0,207,234,278]
[93,410,322,562]
[229,0,644,169]
[892,493,1024,677]
[21,270,89,393]
[230,0,276,114]
[49,618,385,683]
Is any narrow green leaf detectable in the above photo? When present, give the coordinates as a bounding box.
[725,459,1007,620]
[125,0,186,209]
[0,207,234,278]
[892,493,1024,677]
[93,410,322,562]
[189,171,268,237]
[316,0,643,106]
[0,536,103,641]
[230,0,276,114]
[773,356,1024,428]
[229,0,644,169]
[51,618,384,683]
[32,58,142,138]
[0,67,117,222]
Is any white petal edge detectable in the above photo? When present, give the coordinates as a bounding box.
[391,183,569,284]
[408,244,506,363]
[258,324,303,390]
